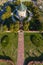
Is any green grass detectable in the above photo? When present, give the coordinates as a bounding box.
[0,62,11,65]
[0,32,18,65]
[24,33,43,59]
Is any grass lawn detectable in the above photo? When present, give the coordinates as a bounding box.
[0,32,18,65]
[0,62,11,65]
[24,32,43,62]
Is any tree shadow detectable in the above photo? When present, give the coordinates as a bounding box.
[41,33,43,36]
[30,35,35,42]
[24,53,43,65]
[29,20,42,31]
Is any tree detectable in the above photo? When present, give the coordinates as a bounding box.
[29,18,42,31]
[1,6,11,20]
[23,1,33,7]
[1,6,11,31]
[32,6,40,20]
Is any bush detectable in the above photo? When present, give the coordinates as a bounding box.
[1,35,9,48]
[30,34,43,47]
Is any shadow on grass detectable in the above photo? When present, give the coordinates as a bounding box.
[0,55,12,61]
[24,53,43,65]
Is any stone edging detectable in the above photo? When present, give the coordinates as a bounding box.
[0,59,14,65]
[28,61,43,65]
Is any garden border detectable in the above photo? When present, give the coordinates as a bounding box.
[0,59,14,65]
[28,61,43,65]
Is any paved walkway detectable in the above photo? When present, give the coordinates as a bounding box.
[24,31,43,33]
[17,31,24,65]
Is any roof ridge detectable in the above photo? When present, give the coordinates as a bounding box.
[18,3,27,11]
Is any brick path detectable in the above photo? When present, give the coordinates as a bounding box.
[17,31,24,65]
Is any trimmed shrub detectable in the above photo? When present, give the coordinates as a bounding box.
[1,35,9,48]
[30,34,43,47]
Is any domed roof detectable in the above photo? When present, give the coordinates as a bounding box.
[17,3,27,11]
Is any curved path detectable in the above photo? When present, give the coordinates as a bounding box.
[0,59,14,65]
[24,31,43,33]
[17,31,24,65]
